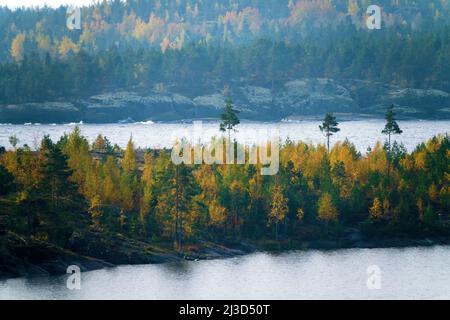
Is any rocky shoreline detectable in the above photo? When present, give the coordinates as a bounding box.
[1,229,449,280]
[0,231,256,279]
[1,78,450,124]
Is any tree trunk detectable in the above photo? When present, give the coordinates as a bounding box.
[175,166,180,250]
[27,210,32,237]
[284,217,288,236]
[275,222,279,241]
[327,134,330,153]
[236,212,238,239]
[179,198,184,250]
[228,129,232,164]
[387,132,391,183]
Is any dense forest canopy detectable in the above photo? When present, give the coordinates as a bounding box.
[1,126,449,248]
[0,0,450,105]
[1,0,450,56]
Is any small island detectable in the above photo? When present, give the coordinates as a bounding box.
[1,107,449,279]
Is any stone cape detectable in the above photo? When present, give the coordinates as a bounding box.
[179,304,215,318]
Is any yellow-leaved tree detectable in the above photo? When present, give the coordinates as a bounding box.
[11,33,26,62]
[318,193,338,223]
[140,152,154,229]
[194,165,226,227]
[122,137,137,174]
[36,34,52,54]
[88,194,103,228]
[58,36,79,58]
[268,185,288,240]
[101,155,121,205]
[369,197,383,220]
[63,127,92,193]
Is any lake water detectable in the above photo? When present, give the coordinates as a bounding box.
[1,120,449,300]
[1,246,450,300]
[0,120,449,152]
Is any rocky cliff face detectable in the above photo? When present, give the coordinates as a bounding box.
[1,78,449,123]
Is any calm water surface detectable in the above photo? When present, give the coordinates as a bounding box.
[1,120,449,300]
[0,120,449,152]
[1,246,450,300]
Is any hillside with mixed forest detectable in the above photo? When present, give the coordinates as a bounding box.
[1,0,450,122]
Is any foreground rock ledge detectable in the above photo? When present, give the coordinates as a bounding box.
[1,230,450,280]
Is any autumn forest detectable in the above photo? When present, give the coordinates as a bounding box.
[1,0,450,105]
[0,1,450,279]
[1,113,449,255]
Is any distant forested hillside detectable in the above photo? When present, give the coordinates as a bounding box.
[1,0,450,57]
[0,0,450,111]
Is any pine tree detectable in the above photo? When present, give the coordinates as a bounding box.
[382,105,403,154]
[8,135,19,150]
[227,179,248,239]
[220,98,240,145]
[319,113,340,153]
[39,136,78,244]
[154,152,196,249]
[382,105,403,181]
[39,136,74,212]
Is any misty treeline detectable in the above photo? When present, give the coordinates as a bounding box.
[2,30,450,104]
[2,0,449,57]
[0,127,449,248]
[1,0,450,104]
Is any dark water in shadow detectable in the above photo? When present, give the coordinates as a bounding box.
[1,246,450,300]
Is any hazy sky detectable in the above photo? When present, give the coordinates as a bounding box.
[1,0,96,8]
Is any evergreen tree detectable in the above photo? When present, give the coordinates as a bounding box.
[382,105,403,180]
[382,105,403,154]
[319,113,340,153]
[0,164,15,195]
[220,99,240,144]
[227,180,248,239]
[39,136,79,244]
[0,128,449,256]
[8,135,19,150]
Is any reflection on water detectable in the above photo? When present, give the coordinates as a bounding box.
[1,246,450,300]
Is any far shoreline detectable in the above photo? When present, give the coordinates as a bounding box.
[3,114,450,126]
